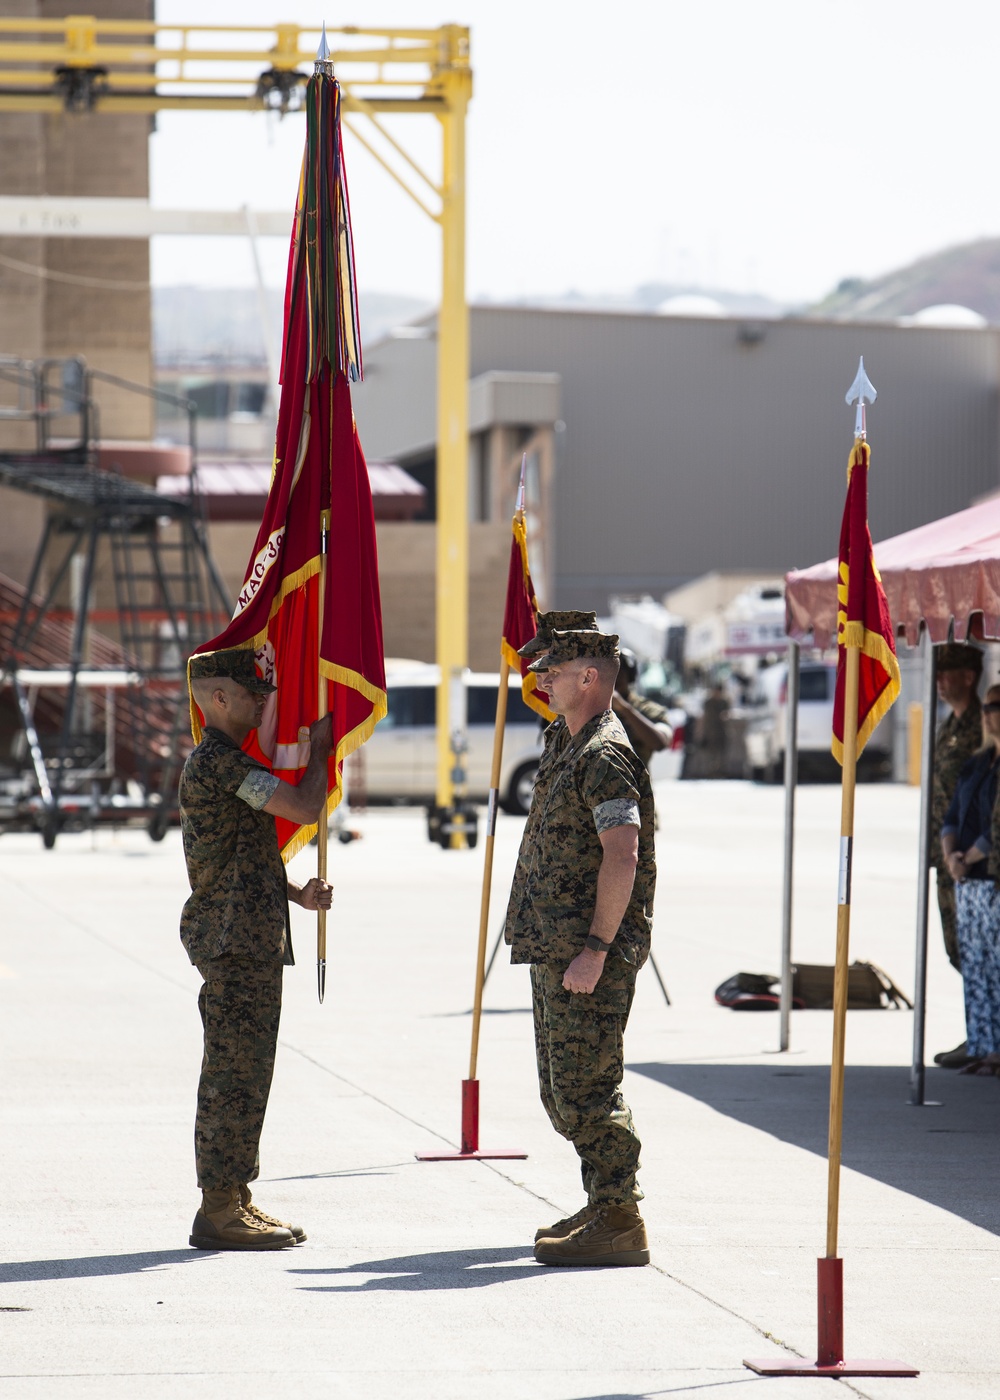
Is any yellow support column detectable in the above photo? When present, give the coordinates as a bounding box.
[434,35,472,846]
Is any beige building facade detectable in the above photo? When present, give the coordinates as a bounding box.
[0,1,154,438]
[0,1,155,597]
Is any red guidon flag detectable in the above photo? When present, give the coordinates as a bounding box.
[189,70,386,859]
[832,439,900,763]
[500,511,555,721]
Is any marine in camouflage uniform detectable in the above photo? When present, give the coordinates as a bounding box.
[931,644,984,972]
[180,648,332,1250]
[614,687,673,770]
[516,609,598,767]
[610,651,673,838]
[181,724,292,1195]
[506,629,655,1266]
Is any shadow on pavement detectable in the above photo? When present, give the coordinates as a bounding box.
[290,1244,542,1292]
[567,1383,764,1398]
[0,1249,206,1283]
[429,1007,532,1019]
[629,1061,1000,1235]
[264,1164,411,1176]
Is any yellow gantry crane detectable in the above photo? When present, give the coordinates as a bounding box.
[0,16,472,843]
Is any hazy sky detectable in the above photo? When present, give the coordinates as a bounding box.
[150,1,1000,307]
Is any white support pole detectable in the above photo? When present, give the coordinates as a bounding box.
[909,631,939,1105]
[779,638,800,1051]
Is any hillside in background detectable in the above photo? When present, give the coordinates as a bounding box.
[153,287,431,366]
[154,238,1000,363]
[810,238,1000,322]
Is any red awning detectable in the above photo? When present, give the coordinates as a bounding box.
[786,494,1000,648]
[156,459,426,522]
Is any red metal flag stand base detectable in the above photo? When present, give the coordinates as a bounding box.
[415,1079,528,1162]
[744,1258,918,1378]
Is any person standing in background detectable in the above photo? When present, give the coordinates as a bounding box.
[932,643,984,1069]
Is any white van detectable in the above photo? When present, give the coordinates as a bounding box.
[743,657,892,782]
[358,660,545,813]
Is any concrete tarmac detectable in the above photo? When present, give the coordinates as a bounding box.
[1,779,997,1399]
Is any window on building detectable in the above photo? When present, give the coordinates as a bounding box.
[234,382,267,416]
[469,432,490,522]
[399,452,437,521]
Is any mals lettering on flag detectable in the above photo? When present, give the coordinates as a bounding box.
[233,530,285,619]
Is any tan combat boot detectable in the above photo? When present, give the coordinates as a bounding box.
[189,1186,296,1251]
[239,1184,307,1243]
[534,1203,595,1244]
[534,1202,650,1267]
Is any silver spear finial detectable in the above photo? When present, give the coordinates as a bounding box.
[845,355,877,440]
[315,23,334,74]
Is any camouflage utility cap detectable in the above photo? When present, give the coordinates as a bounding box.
[518,610,598,659]
[528,628,620,673]
[936,643,983,675]
[189,648,276,694]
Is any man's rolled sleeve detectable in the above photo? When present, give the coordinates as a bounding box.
[236,768,281,810]
[582,752,642,834]
[594,797,640,834]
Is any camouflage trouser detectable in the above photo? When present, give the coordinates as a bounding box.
[194,958,283,1191]
[934,868,962,972]
[955,881,1000,1057]
[530,961,642,1206]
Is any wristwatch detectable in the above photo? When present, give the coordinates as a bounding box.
[584,933,613,953]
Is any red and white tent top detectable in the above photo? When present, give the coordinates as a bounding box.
[786,494,1000,650]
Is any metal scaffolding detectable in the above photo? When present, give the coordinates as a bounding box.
[0,356,229,847]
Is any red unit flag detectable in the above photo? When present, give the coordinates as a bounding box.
[189,73,386,859]
[500,511,555,721]
[832,439,900,763]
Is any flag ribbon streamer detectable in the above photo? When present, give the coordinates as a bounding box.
[283,74,362,385]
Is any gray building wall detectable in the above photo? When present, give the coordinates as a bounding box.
[354,308,1000,614]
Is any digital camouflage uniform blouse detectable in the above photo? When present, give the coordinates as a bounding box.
[505,709,655,969]
[616,687,672,770]
[179,727,291,966]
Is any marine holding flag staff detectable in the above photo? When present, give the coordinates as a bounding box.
[181,650,333,1253]
[505,628,656,1267]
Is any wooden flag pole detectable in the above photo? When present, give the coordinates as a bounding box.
[416,649,526,1161]
[747,378,917,1380]
[469,653,509,1086]
[418,481,531,1163]
[818,640,860,1354]
[316,507,330,1004]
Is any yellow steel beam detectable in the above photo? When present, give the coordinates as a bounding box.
[0,41,442,67]
[344,92,442,200]
[0,19,445,72]
[0,92,448,114]
[434,39,472,841]
[341,118,441,224]
[0,18,441,39]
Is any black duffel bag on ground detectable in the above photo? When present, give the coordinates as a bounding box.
[791,960,913,1010]
[715,962,912,1011]
[714,972,798,1011]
